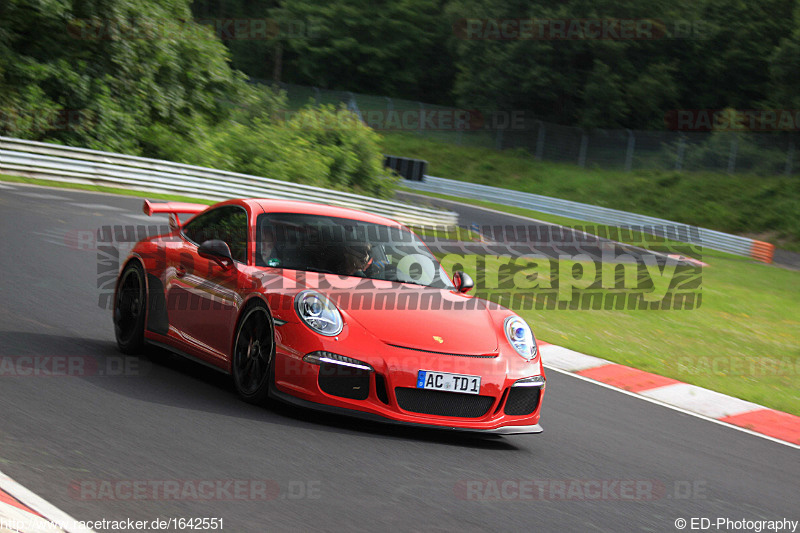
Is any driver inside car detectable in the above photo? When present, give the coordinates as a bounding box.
[341,242,372,277]
[260,224,281,267]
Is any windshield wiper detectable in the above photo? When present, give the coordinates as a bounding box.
[386,278,429,287]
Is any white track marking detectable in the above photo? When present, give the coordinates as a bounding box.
[29,229,73,249]
[0,470,94,533]
[13,192,68,201]
[640,383,764,419]
[543,365,800,450]
[539,344,612,372]
[0,500,66,532]
[120,213,162,222]
[68,203,120,211]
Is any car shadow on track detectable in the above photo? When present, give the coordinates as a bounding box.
[0,331,523,450]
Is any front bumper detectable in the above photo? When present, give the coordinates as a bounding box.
[270,324,545,433]
[269,384,543,435]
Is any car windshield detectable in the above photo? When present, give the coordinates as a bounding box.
[256,213,454,290]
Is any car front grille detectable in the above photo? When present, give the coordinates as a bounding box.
[318,363,370,400]
[503,386,542,416]
[394,387,495,418]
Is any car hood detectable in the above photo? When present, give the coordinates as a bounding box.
[331,287,500,355]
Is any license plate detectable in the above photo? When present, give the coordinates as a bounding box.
[416,370,481,395]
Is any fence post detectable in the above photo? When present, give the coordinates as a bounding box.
[347,92,363,122]
[625,129,635,172]
[578,130,588,168]
[386,97,393,113]
[727,135,738,174]
[419,102,424,133]
[675,135,686,171]
[786,139,795,176]
[313,87,320,105]
[495,128,504,151]
[535,121,545,160]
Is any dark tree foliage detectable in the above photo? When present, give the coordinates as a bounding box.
[195,0,799,129]
[191,0,455,104]
[3,0,798,172]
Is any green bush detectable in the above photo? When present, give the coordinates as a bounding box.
[0,1,394,200]
[284,105,397,198]
[164,102,396,198]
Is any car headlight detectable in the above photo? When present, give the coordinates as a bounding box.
[504,316,537,361]
[295,290,343,336]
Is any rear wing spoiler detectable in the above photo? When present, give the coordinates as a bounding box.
[142,199,209,229]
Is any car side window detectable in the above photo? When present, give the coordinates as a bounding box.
[182,206,248,263]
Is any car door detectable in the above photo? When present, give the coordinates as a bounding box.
[166,205,249,360]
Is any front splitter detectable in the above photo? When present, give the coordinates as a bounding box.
[269,386,542,435]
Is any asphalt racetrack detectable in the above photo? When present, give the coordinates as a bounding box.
[0,183,797,532]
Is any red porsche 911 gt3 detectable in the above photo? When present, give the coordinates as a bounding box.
[113,198,545,434]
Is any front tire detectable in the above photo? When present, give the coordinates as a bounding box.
[114,261,146,354]
[232,302,275,404]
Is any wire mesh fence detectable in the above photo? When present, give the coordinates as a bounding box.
[259,80,799,176]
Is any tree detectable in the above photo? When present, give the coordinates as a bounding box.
[581,60,629,128]
[239,0,455,103]
[0,0,248,154]
[767,3,800,109]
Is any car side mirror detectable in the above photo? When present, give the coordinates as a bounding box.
[198,239,235,268]
[453,271,474,293]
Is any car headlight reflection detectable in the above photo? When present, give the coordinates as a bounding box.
[295,290,343,336]
[504,316,537,361]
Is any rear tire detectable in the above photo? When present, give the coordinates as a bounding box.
[114,261,147,354]
[232,302,275,404]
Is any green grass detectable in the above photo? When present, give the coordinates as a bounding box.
[408,224,481,242]
[381,132,800,252]
[4,172,798,415]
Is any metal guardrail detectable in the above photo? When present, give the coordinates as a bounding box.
[404,174,775,262]
[0,136,458,227]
